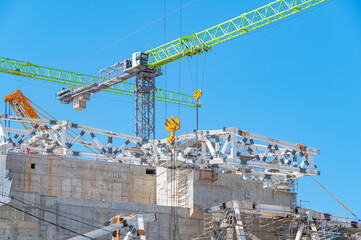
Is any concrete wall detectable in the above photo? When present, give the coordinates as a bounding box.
[0,152,296,239]
[194,171,296,206]
[0,193,201,240]
[190,170,296,217]
[8,153,156,205]
[156,167,296,218]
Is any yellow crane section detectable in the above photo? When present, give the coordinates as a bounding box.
[3,90,99,154]
[3,90,47,131]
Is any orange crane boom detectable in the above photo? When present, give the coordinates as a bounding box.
[4,90,45,130]
[3,90,99,154]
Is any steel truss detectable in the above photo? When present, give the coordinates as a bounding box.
[166,127,320,189]
[0,115,319,188]
[100,65,162,139]
[194,201,361,240]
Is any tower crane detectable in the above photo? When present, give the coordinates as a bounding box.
[0,0,327,140]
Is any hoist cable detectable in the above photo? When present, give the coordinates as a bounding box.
[178,0,183,118]
[201,53,206,90]
[66,0,198,70]
[164,0,168,118]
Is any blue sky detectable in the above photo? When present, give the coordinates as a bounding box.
[0,0,360,219]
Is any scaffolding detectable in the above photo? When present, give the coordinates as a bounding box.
[194,201,361,240]
[176,168,192,208]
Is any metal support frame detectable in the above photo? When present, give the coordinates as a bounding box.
[198,201,246,240]
[0,115,143,163]
[135,70,156,140]
[295,223,305,240]
[68,213,156,240]
[194,200,361,240]
[0,115,320,188]
[164,127,320,189]
[306,211,321,240]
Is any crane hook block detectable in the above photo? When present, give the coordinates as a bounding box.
[193,89,202,102]
[165,116,180,144]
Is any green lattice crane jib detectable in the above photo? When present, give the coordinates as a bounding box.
[147,0,327,68]
[0,57,198,107]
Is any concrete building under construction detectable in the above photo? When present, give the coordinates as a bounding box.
[0,114,359,239]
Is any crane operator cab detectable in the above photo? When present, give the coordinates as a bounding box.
[124,52,149,74]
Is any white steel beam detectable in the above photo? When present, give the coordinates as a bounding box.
[0,115,320,188]
[306,211,321,240]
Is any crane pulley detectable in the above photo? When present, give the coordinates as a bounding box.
[193,89,202,103]
[165,116,180,144]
